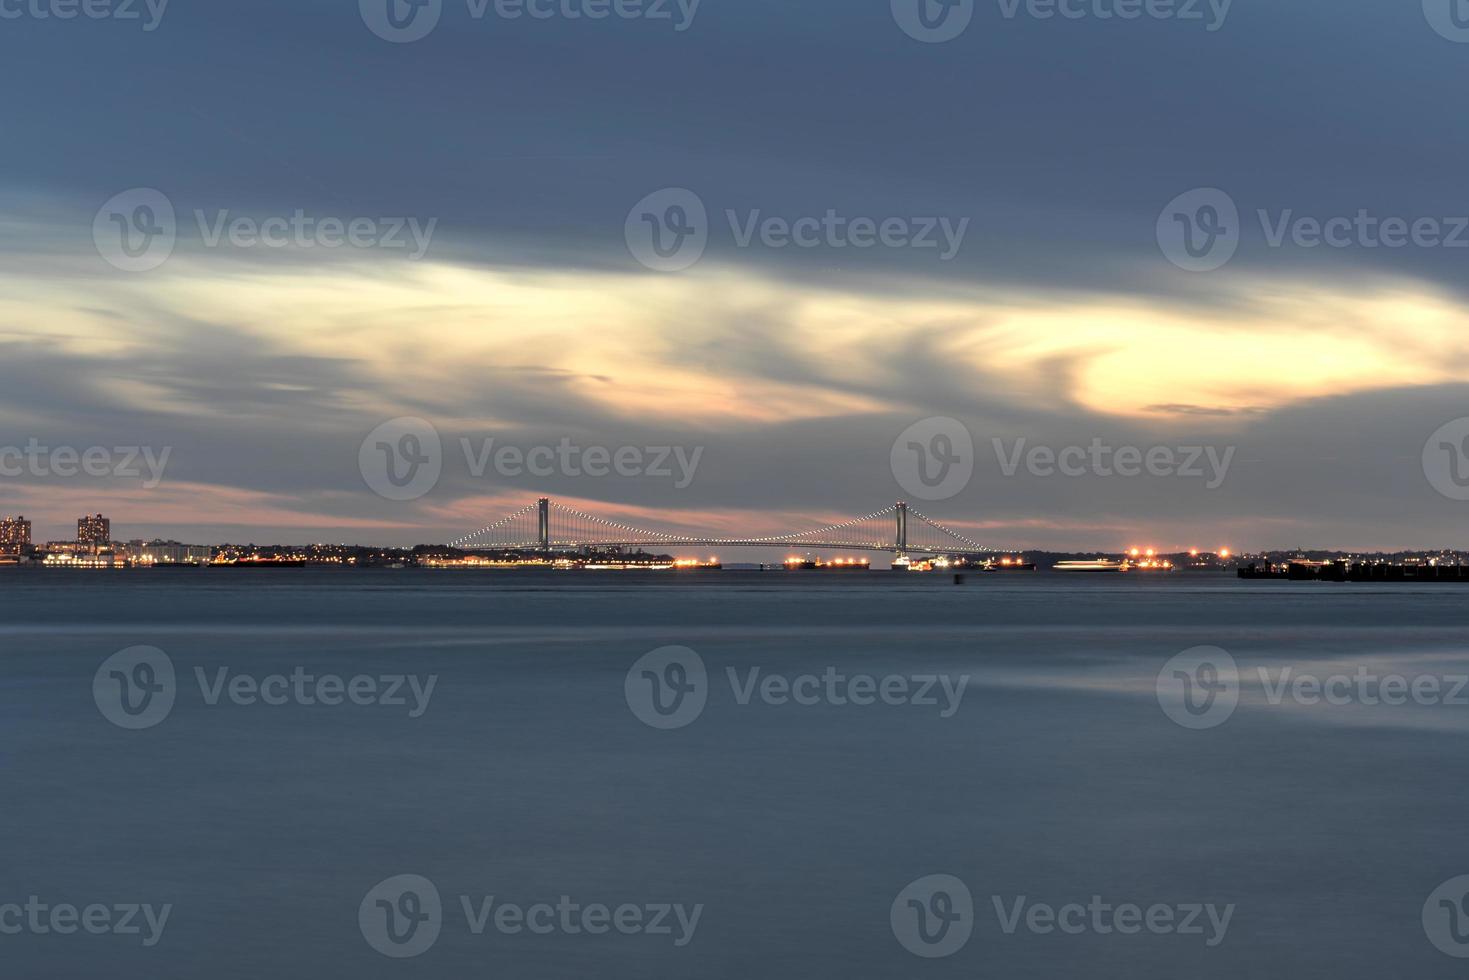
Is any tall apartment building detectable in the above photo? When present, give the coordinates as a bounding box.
[77,513,111,548]
[0,515,31,554]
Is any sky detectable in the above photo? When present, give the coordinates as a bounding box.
[3,0,1469,551]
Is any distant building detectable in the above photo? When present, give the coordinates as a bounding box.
[133,541,211,566]
[41,548,127,568]
[77,514,111,549]
[0,515,31,554]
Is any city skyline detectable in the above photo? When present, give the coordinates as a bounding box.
[5,503,1468,563]
[5,2,1469,550]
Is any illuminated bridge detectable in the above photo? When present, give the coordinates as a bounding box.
[451,499,994,557]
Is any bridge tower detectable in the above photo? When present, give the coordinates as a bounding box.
[895,501,908,555]
[538,497,550,552]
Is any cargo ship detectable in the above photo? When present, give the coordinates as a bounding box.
[985,556,1036,571]
[784,556,871,570]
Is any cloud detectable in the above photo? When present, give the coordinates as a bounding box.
[5,197,1469,550]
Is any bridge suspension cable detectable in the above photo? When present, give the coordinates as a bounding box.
[450,498,995,555]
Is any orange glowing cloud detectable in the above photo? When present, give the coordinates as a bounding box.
[7,255,1468,433]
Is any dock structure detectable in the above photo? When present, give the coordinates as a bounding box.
[1239,562,1469,582]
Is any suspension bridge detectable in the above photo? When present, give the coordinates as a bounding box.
[450,499,993,557]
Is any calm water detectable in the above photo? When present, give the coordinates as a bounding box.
[3,570,1469,978]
